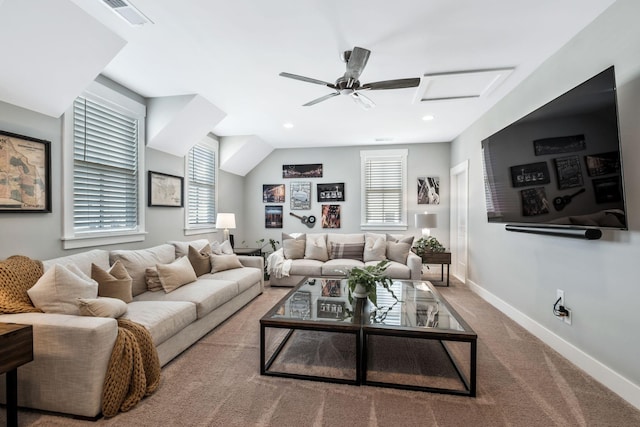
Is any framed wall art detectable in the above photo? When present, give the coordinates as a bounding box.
[321,204,341,228]
[290,181,311,209]
[520,187,550,217]
[533,134,586,156]
[554,155,583,189]
[510,162,550,188]
[584,151,620,177]
[265,205,283,228]
[317,183,344,202]
[148,171,184,207]
[417,176,440,205]
[0,130,51,213]
[263,184,285,203]
[282,163,323,178]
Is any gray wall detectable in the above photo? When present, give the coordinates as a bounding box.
[241,143,451,250]
[450,0,640,402]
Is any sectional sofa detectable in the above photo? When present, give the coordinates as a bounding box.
[267,232,422,286]
[0,239,263,418]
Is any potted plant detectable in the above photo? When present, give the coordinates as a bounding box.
[256,238,280,280]
[346,260,398,308]
[412,236,445,257]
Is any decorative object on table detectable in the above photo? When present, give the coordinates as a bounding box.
[289,212,316,228]
[417,177,440,205]
[554,155,583,189]
[265,205,283,228]
[216,213,236,245]
[412,236,445,257]
[262,184,285,203]
[533,134,586,156]
[282,163,323,178]
[346,260,396,308]
[290,181,311,209]
[509,162,551,188]
[317,183,345,202]
[0,130,51,213]
[321,204,341,228]
[584,151,620,177]
[148,171,183,207]
[415,212,437,237]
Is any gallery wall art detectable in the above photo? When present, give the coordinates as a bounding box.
[262,184,285,203]
[290,181,311,209]
[317,183,345,202]
[321,204,341,228]
[417,177,440,205]
[282,163,323,178]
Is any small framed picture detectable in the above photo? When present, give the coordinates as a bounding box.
[290,181,311,210]
[554,155,583,189]
[148,171,183,207]
[584,151,620,177]
[321,204,341,228]
[283,163,323,178]
[262,184,285,203]
[265,205,283,228]
[317,183,345,202]
[510,162,550,188]
[417,177,440,205]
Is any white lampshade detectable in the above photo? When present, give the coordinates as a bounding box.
[415,213,437,236]
[216,213,236,242]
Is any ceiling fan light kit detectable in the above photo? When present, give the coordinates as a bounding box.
[280,46,421,110]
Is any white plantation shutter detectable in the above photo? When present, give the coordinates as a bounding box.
[187,140,216,226]
[361,149,408,228]
[73,97,139,232]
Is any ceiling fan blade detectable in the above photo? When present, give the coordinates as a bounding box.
[279,72,336,88]
[360,78,421,90]
[351,92,375,110]
[344,47,371,87]
[303,92,340,106]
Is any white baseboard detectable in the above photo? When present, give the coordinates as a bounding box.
[467,279,640,411]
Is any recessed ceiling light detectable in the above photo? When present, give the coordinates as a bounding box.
[422,115,435,121]
[283,123,294,129]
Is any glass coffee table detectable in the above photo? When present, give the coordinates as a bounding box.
[260,277,477,396]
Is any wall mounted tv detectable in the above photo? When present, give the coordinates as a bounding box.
[481,66,627,231]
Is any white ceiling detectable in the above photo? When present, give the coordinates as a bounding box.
[23,1,621,149]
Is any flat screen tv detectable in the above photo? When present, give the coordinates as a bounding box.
[481,66,627,230]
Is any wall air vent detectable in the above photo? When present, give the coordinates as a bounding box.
[102,0,152,26]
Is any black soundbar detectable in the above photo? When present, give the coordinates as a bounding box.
[505,224,602,240]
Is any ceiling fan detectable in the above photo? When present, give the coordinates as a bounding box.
[279,46,420,110]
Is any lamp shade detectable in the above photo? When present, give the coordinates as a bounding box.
[216,213,236,229]
[415,213,437,229]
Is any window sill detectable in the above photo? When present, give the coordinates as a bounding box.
[62,231,147,250]
[360,223,408,231]
[184,226,216,236]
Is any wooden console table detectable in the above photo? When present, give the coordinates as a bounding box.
[1,323,33,427]
[421,251,452,287]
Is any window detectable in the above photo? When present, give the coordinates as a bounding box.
[62,80,146,249]
[185,135,218,234]
[360,149,408,230]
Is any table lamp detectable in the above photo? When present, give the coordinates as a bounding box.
[216,213,236,244]
[415,213,437,237]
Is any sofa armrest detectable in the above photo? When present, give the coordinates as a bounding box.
[407,251,422,280]
[237,255,264,270]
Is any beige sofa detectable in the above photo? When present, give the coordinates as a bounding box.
[267,232,422,287]
[0,239,263,418]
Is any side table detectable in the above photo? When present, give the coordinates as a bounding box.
[421,251,452,286]
[233,247,262,256]
[1,323,34,427]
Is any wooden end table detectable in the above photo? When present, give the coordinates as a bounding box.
[1,323,34,427]
[233,247,262,256]
[421,251,452,286]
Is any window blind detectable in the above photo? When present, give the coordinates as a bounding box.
[187,142,216,225]
[364,157,403,224]
[73,97,139,232]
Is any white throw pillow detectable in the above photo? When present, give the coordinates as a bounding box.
[220,240,234,255]
[363,236,387,262]
[77,297,127,318]
[27,263,99,315]
[304,234,328,261]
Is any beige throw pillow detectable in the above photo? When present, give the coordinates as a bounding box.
[304,234,328,261]
[210,254,244,273]
[363,236,387,262]
[145,267,163,292]
[156,257,197,293]
[77,297,127,318]
[188,244,212,276]
[91,260,133,303]
[282,233,306,259]
[27,263,98,315]
[386,241,412,264]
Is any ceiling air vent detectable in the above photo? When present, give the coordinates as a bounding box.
[102,0,152,26]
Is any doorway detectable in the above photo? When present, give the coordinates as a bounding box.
[450,160,468,283]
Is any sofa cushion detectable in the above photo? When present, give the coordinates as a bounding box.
[386,241,412,264]
[322,259,364,276]
[145,267,163,292]
[329,242,364,261]
[123,300,197,346]
[133,279,238,319]
[283,233,306,259]
[43,249,110,277]
[169,239,210,258]
[327,233,365,246]
[288,259,323,277]
[27,264,98,315]
[365,260,411,279]
[211,240,234,255]
[0,255,43,314]
[91,260,133,303]
[156,256,198,293]
[210,254,244,273]
[363,235,387,262]
[110,244,176,297]
[206,266,262,293]
[77,297,128,318]
[304,233,328,261]
[188,244,212,276]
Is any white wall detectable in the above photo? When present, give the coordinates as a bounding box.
[450,0,640,407]
[241,143,450,250]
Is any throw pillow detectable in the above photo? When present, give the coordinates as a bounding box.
[210,254,244,273]
[91,260,133,303]
[145,267,163,292]
[168,239,210,258]
[329,242,365,261]
[77,297,127,318]
[386,241,412,264]
[210,240,222,255]
[0,255,43,314]
[188,244,212,277]
[282,233,306,259]
[219,240,234,255]
[363,236,387,262]
[156,257,197,293]
[304,234,328,261]
[386,234,415,245]
[27,263,98,315]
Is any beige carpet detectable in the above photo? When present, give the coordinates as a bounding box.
[4,277,640,426]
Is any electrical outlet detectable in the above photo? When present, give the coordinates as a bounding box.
[557,289,564,307]
[556,289,572,325]
[564,308,572,325]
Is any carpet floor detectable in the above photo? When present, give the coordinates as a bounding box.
[4,277,640,426]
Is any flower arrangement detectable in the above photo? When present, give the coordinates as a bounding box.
[412,236,445,257]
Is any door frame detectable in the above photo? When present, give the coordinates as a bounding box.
[450,160,469,283]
